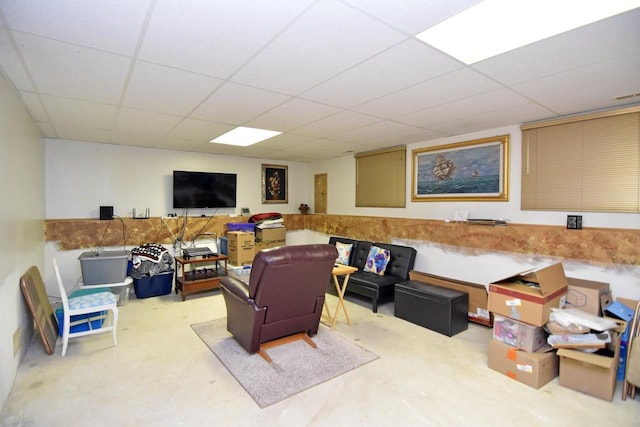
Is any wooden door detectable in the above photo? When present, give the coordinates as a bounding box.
[314,173,327,214]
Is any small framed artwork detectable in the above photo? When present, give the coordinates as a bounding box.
[411,134,510,202]
[262,164,288,204]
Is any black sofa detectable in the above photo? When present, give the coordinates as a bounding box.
[329,236,417,313]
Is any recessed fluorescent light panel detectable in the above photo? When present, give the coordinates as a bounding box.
[415,0,640,64]
[210,126,282,146]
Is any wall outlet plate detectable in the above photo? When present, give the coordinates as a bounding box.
[567,215,582,229]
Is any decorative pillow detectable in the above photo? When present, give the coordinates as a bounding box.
[363,246,390,275]
[335,241,353,265]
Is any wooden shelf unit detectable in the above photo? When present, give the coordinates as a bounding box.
[174,255,228,301]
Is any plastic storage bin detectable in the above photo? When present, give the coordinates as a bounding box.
[112,283,132,306]
[55,288,108,336]
[226,222,255,232]
[78,250,129,285]
[219,236,228,255]
[133,271,174,298]
[55,306,105,337]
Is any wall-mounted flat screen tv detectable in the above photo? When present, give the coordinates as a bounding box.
[173,170,237,209]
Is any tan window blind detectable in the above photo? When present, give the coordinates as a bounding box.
[521,107,640,212]
[355,146,406,207]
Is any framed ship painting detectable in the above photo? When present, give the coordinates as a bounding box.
[262,164,288,204]
[411,135,509,202]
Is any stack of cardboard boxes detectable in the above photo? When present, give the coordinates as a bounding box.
[255,226,286,251]
[227,230,255,266]
[487,263,567,390]
[225,221,287,267]
[486,262,632,401]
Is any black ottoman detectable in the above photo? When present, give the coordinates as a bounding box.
[394,280,469,337]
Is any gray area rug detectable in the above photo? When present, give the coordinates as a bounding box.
[191,318,379,408]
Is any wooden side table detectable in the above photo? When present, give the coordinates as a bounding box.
[325,264,358,329]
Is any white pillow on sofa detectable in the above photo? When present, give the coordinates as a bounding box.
[335,241,353,265]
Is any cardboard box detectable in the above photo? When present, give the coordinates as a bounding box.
[493,314,547,353]
[227,231,255,266]
[565,277,611,316]
[255,226,286,242]
[488,263,568,326]
[409,270,491,326]
[255,239,285,252]
[487,339,559,389]
[557,320,626,401]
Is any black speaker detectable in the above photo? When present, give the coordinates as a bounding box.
[100,206,113,220]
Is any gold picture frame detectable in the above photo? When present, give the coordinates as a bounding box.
[411,135,509,202]
[262,164,288,204]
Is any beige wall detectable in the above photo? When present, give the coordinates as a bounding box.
[0,73,45,409]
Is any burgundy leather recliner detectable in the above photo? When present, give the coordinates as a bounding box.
[219,244,338,354]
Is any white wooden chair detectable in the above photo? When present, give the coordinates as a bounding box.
[53,258,119,356]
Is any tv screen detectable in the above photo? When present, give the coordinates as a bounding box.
[173,170,237,209]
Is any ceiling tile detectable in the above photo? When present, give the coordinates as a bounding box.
[56,125,112,144]
[18,91,48,122]
[343,0,484,34]
[300,39,463,108]
[429,102,555,135]
[139,0,314,78]
[254,132,319,150]
[231,0,407,94]
[247,98,341,132]
[15,33,131,103]
[123,61,223,115]
[0,0,152,55]
[114,108,182,135]
[41,95,118,128]
[333,120,444,145]
[168,118,234,142]
[513,52,640,114]
[0,28,34,91]
[290,110,381,138]
[35,122,56,138]
[110,129,165,148]
[474,8,640,86]
[396,88,533,127]
[191,82,290,124]
[354,68,502,119]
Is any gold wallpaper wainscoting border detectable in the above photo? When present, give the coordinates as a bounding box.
[46,214,638,266]
[302,214,639,266]
[45,215,304,251]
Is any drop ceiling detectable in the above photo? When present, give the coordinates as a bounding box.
[0,1,639,163]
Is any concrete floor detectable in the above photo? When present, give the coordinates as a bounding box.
[1,290,638,427]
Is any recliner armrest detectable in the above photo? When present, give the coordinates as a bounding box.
[220,276,250,301]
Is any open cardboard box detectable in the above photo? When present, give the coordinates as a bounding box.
[565,277,611,316]
[557,319,626,401]
[488,263,568,326]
